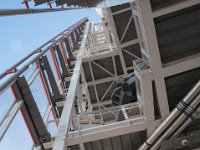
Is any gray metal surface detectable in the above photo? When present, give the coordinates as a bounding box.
[150,0,187,11]
[17,76,51,143]
[0,8,82,17]
[165,67,200,111]
[84,131,146,150]
[154,4,200,63]
[161,130,200,150]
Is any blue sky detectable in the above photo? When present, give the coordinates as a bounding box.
[0,1,101,73]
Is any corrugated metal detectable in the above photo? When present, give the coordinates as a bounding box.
[114,55,124,75]
[122,44,141,67]
[165,67,200,111]
[83,62,93,82]
[84,131,147,150]
[91,62,111,80]
[113,10,137,42]
[154,4,200,63]
[88,85,97,103]
[150,0,187,11]
[111,3,130,13]
[94,57,115,75]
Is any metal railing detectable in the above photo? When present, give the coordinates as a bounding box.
[68,102,145,136]
[0,18,88,148]
[133,58,150,72]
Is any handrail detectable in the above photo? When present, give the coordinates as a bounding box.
[0,18,88,94]
[0,8,82,17]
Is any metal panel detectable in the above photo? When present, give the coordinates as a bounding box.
[40,56,63,103]
[154,4,200,63]
[82,62,93,82]
[12,83,41,145]
[34,0,49,5]
[161,130,200,150]
[16,76,51,143]
[91,62,111,80]
[165,67,200,111]
[111,3,130,13]
[63,38,76,61]
[114,56,124,76]
[88,85,97,104]
[94,57,115,75]
[53,45,71,79]
[113,10,137,42]
[150,0,187,11]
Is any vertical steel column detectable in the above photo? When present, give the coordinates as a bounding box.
[135,0,170,118]
[39,56,63,103]
[59,41,68,64]
[75,29,81,42]
[53,45,71,79]
[63,37,76,61]
[70,32,79,50]
[37,61,59,125]
[52,21,90,150]
[78,26,83,35]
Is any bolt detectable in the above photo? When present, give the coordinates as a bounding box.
[181,139,189,146]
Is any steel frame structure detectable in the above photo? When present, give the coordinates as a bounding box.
[1,0,200,150]
[0,18,88,150]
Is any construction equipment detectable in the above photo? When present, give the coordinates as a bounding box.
[111,73,137,106]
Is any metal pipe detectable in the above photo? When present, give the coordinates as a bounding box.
[0,51,35,80]
[138,79,200,150]
[150,93,200,150]
[0,8,82,17]
[0,18,88,94]
[0,18,87,80]
[170,104,200,139]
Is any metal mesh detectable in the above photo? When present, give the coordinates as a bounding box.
[71,102,144,132]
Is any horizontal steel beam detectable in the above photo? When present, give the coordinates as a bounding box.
[52,21,91,150]
[0,8,82,17]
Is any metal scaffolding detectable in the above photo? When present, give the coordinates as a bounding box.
[1,0,200,150]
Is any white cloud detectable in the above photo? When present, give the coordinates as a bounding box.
[9,38,22,51]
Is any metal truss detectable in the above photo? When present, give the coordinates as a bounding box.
[0,18,88,149]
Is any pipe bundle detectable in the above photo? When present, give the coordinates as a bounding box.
[139,80,200,150]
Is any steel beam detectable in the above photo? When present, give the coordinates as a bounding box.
[65,120,161,146]
[40,56,63,103]
[0,18,87,94]
[53,45,71,79]
[106,8,128,75]
[135,0,170,118]
[52,21,90,150]
[63,37,76,61]
[0,8,82,17]
[17,76,51,143]
[152,0,200,18]
[0,101,23,141]
[11,82,42,146]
